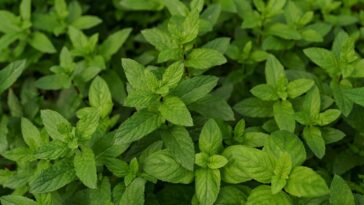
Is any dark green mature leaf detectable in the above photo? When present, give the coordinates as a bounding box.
[303,126,325,159]
[40,109,72,142]
[330,175,355,205]
[100,28,132,59]
[28,32,56,53]
[0,195,37,205]
[234,98,273,118]
[114,110,164,144]
[30,160,76,193]
[273,101,295,132]
[0,60,27,95]
[304,48,339,75]
[162,126,195,171]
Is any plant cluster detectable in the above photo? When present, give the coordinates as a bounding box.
[1,0,364,204]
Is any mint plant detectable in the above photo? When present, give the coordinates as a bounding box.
[1,0,363,204]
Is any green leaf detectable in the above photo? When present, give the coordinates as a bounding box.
[124,89,158,109]
[74,146,97,189]
[71,16,102,30]
[265,55,285,87]
[322,127,346,144]
[21,118,42,149]
[0,60,27,95]
[267,23,301,40]
[264,131,306,167]
[28,32,56,53]
[303,86,321,116]
[271,153,292,194]
[0,195,37,205]
[331,82,353,116]
[207,154,228,169]
[99,28,132,59]
[143,150,194,184]
[30,160,76,193]
[287,79,314,99]
[161,61,184,89]
[120,0,163,11]
[35,74,70,90]
[195,168,221,205]
[246,185,292,205]
[89,76,113,118]
[199,119,223,155]
[185,48,227,70]
[304,48,339,75]
[285,166,329,197]
[0,11,21,33]
[0,116,8,153]
[114,110,164,144]
[120,178,146,205]
[344,87,364,107]
[76,107,100,140]
[40,109,72,142]
[121,58,146,90]
[317,109,341,126]
[303,126,325,159]
[273,101,295,132]
[202,37,230,54]
[161,126,195,171]
[20,0,31,20]
[171,75,218,104]
[250,84,278,101]
[34,140,69,160]
[330,175,355,205]
[189,94,235,121]
[222,145,275,183]
[234,97,273,118]
[141,28,178,51]
[159,96,193,126]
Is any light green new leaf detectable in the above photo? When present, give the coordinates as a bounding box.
[222,145,275,183]
[76,107,100,140]
[287,79,314,99]
[114,110,164,144]
[246,185,292,205]
[124,89,158,109]
[21,118,42,149]
[162,61,184,89]
[29,32,56,53]
[331,82,353,116]
[264,131,306,167]
[161,126,195,171]
[159,96,193,126]
[267,23,301,40]
[89,76,113,118]
[304,48,339,75]
[74,146,97,189]
[20,0,31,20]
[141,28,178,50]
[199,119,223,155]
[330,175,355,205]
[265,55,285,87]
[0,60,27,95]
[185,48,227,70]
[1,195,37,205]
[120,178,146,205]
[99,28,132,59]
[71,16,102,30]
[303,126,325,159]
[344,87,364,107]
[121,58,146,90]
[207,154,228,169]
[195,168,221,205]
[285,166,329,197]
[30,160,76,193]
[0,11,21,33]
[273,101,295,132]
[171,75,218,105]
[234,97,273,118]
[143,150,194,184]
[40,109,72,142]
[250,84,278,101]
[34,140,68,160]
[317,109,341,126]
[271,153,292,194]
[303,86,321,116]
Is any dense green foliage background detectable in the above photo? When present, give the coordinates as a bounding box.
[1,0,364,204]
